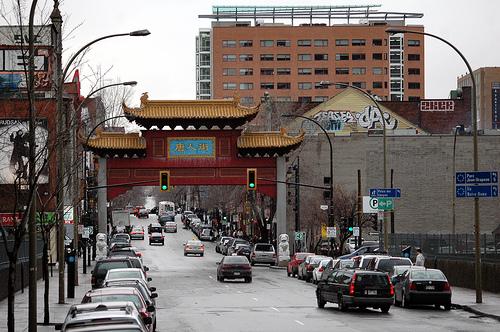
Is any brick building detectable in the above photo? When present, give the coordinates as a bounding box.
[197,5,425,104]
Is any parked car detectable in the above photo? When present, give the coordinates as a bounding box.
[55,302,149,332]
[104,279,158,307]
[217,255,252,283]
[149,232,164,246]
[352,255,390,270]
[312,258,336,284]
[235,244,253,261]
[216,237,233,253]
[337,244,381,259]
[91,257,134,289]
[316,269,394,312]
[127,256,150,275]
[199,228,214,241]
[137,209,149,219]
[184,240,204,256]
[130,226,145,240]
[367,256,413,273]
[110,233,131,246]
[394,268,452,310]
[287,252,314,277]
[158,214,174,227]
[250,243,276,266]
[148,223,163,234]
[81,287,156,331]
[164,221,177,233]
[227,239,250,256]
[391,265,424,285]
[299,255,327,282]
[104,268,151,285]
[109,246,142,259]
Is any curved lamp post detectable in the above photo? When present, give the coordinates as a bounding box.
[319,81,389,252]
[385,27,481,303]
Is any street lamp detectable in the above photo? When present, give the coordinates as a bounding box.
[281,114,334,249]
[319,81,389,252]
[452,124,465,236]
[385,27,482,304]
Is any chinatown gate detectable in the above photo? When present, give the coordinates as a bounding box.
[84,94,304,238]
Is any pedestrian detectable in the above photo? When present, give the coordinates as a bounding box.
[415,248,425,266]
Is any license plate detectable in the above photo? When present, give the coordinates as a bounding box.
[425,285,435,290]
[234,272,240,276]
[366,290,377,295]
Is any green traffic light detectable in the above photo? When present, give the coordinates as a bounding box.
[249,183,255,188]
[348,227,353,232]
[161,185,167,190]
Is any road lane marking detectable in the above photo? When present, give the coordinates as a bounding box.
[237,291,243,294]
[252,297,258,301]
[271,307,279,312]
[225,285,229,288]
[294,320,304,326]
[208,275,213,279]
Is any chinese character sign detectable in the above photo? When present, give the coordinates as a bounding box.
[168,138,215,158]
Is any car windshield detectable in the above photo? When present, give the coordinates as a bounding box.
[377,259,412,273]
[128,259,142,269]
[109,250,135,257]
[96,262,129,276]
[201,229,211,235]
[187,241,202,246]
[340,260,354,268]
[311,256,326,264]
[355,273,389,286]
[224,256,249,264]
[114,234,129,239]
[90,294,142,309]
[393,265,411,276]
[255,244,274,251]
[411,270,446,280]
[107,270,142,279]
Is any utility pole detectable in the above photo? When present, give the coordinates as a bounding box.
[357,170,363,249]
[294,158,300,251]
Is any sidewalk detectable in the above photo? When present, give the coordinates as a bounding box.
[0,258,94,331]
[451,287,500,322]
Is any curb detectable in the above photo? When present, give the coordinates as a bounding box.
[453,303,500,322]
[269,266,287,270]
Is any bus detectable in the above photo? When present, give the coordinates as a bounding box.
[158,201,175,216]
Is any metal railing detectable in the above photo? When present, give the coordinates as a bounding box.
[0,237,44,269]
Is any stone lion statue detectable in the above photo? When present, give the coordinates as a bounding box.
[95,233,108,260]
[278,233,290,264]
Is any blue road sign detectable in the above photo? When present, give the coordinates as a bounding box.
[456,185,498,198]
[369,188,401,198]
[456,171,498,184]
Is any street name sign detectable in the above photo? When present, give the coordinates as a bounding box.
[369,188,401,198]
[455,171,498,184]
[456,185,498,198]
[326,227,336,238]
[377,198,394,211]
[456,171,498,198]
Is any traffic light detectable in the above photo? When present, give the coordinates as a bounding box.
[160,170,170,191]
[347,217,354,232]
[247,168,257,191]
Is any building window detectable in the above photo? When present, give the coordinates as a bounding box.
[352,53,366,61]
[336,53,349,61]
[298,82,313,90]
[314,39,328,47]
[408,54,420,61]
[260,54,274,61]
[390,67,402,77]
[277,82,291,90]
[372,39,383,46]
[408,96,421,101]
[239,68,253,76]
[223,54,237,62]
[260,82,274,89]
[298,68,312,75]
[240,96,254,104]
[199,68,210,80]
[239,54,253,61]
[335,39,349,46]
[352,82,366,89]
[199,53,210,66]
[223,68,237,76]
[335,68,349,75]
[276,96,292,101]
[222,40,236,48]
[315,68,328,75]
[408,82,421,89]
[352,67,366,75]
[313,96,329,102]
[277,68,291,75]
[260,40,273,47]
[372,67,383,75]
[277,54,291,61]
[408,68,421,75]
[352,39,366,46]
[391,81,402,91]
[298,54,312,61]
[372,81,383,89]
[239,40,253,47]
[390,51,402,63]
[260,68,274,75]
[408,40,420,47]
[223,83,236,90]
[372,53,383,60]
[314,54,328,61]
[239,83,254,90]
[298,96,312,103]
[276,40,291,47]
[297,39,312,46]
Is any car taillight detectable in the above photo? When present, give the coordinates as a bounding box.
[242,265,251,270]
[201,244,205,249]
[319,266,324,272]
[349,273,356,296]
[443,282,451,291]
[307,265,314,271]
[251,253,256,257]
[273,253,276,258]
[161,236,164,239]
[387,275,394,296]
[410,282,417,290]
[136,252,142,257]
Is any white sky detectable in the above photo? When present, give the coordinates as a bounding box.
[59,0,500,104]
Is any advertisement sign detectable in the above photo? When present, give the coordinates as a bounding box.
[420,100,455,112]
[0,26,52,46]
[492,83,500,129]
[167,137,215,158]
[0,119,49,184]
[0,211,55,226]
[64,206,74,225]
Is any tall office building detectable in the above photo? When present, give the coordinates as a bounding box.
[457,67,500,130]
[196,5,425,104]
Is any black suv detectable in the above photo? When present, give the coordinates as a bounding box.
[316,268,394,312]
[91,257,134,289]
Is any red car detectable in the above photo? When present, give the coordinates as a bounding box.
[287,252,314,277]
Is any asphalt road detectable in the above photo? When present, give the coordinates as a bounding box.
[131,214,498,332]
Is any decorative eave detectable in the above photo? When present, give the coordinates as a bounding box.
[123,92,260,130]
[237,128,305,157]
[83,131,146,158]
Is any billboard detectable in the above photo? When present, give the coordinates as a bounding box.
[0,119,49,184]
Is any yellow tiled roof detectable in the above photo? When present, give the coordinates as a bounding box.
[86,132,146,150]
[237,128,305,149]
[123,93,259,120]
